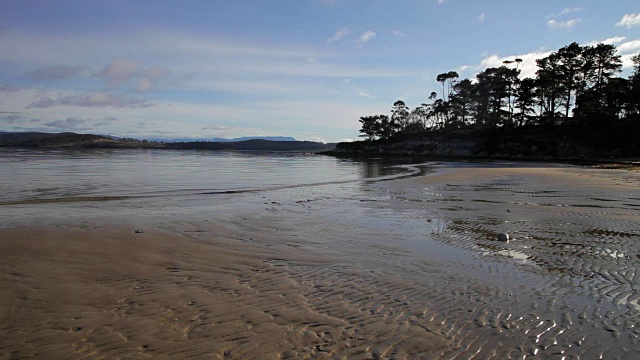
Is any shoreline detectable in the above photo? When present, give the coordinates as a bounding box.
[2,161,640,358]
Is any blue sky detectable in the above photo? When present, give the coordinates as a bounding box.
[1,0,639,142]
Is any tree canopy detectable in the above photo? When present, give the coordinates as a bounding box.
[357,41,637,141]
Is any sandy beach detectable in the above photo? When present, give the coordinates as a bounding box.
[0,224,448,359]
[2,162,640,359]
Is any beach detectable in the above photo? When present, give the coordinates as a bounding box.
[2,155,640,359]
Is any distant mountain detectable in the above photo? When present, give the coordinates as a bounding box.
[0,132,334,152]
[211,136,297,142]
[153,136,297,143]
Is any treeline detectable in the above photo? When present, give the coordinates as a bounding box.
[358,42,640,141]
[0,132,115,147]
[0,132,335,152]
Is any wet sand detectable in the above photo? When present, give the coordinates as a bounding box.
[2,163,640,359]
[0,224,448,359]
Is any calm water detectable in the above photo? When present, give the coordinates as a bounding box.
[3,148,640,358]
[0,148,412,204]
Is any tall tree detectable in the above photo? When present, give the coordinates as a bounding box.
[556,42,586,118]
[536,53,565,124]
[628,54,640,119]
[514,77,538,126]
[449,78,475,127]
[575,43,622,124]
[436,71,459,102]
[474,66,515,128]
[391,100,411,130]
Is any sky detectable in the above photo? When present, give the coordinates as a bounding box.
[1,1,639,142]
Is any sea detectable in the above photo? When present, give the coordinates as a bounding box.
[2,148,640,358]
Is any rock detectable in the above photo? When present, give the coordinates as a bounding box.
[497,233,510,242]
[134,230,143,234]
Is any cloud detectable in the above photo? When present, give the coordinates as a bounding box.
[202,126,232,131]
[0,84,21,93]
[0,113,25,123]
[136,66,171,92]
[547,18,581,30]
[547,7,583,19]
[42,116,117,130]
[562,7,582,15]
[437,0,444,5]
[96,58,142,86]
[477,51,552,79]
[391,30,405,37]
[616,13,640,28]
[355,88,374,98]
[43,117,88,130]
[327,27,350,43]
[24,65,84,81]
[618,39,640,54]
[478,13,486,23]
[26,92,153,109]
[586,36,627,46]
[357,31,376,47]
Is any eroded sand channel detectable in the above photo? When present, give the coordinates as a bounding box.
[2,162,640,359]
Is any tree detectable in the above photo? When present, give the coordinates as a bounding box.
[474,66,515,128]
[536,54,565,124]
[574,43,622,124]
[358,115,380,140]
[556,42,586,118]
[449,78,475,127]
[436,71,459,102]
[409,104,431,131]
[391,100,411,130]
[376,115,399,139]
[628,54,640,119]
[514,77,538,126]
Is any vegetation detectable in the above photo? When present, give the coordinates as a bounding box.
[356,42,640,145]
[0,132,335,152]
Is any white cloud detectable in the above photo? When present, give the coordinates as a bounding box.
[437,0,444,5]
[357,31,376,47]
[327,27,350,43]
[547,19,581,30]
[391,30,405,37]
[355,87,375,98]
[560,7,583,15]
[477,51,552,79]
[586,36,627,46]
[621,53,638,70]
[616,13,640,28]
[618,39,640,54]
[478,13,486,23]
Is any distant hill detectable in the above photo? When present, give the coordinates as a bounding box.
[150,136,297,143]
[0,132,115,147]
[0,132,335,152]
[211,136,297,142]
